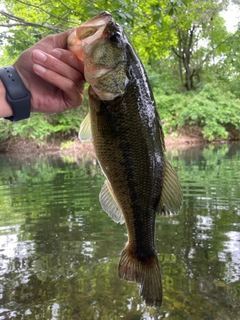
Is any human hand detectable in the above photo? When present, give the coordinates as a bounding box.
[13,30,85,113]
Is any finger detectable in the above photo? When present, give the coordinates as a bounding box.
[31,49,84,84]
[33,64,84,108]
[51,49,85,79]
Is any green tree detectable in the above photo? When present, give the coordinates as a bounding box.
[0,0,178,56]
[0,0,182,143]
[0,0,239,142]
[170,0,232,91]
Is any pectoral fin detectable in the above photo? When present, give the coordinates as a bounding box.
[156,159,182,216]
[78,112,92,142]
[99,180,125,224]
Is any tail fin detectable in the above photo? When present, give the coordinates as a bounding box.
[118,248,162,307]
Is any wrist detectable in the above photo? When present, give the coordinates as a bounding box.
[0,79,13,118]
[0,66,31,121]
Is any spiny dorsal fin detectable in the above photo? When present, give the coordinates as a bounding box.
[78,112,92,142]
[156,158,182,216]
[99,180,125,224]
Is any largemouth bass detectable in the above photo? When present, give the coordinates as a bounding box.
[68,11,182,307]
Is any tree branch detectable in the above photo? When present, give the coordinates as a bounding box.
[0,10,62,31]
[172,47,183,59]
[16,0,79,25]
[198,34,238,69]
[188,25,196,53]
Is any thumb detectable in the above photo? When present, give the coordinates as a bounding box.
[47,29,75,50]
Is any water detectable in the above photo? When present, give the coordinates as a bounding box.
[0,143,240,319]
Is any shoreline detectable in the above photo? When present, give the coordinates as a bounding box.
[0,131,231,159]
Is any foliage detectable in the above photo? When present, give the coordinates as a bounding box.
[153,83,240,141]
[0,0,182,144]
[177,84,240,141]
[0,103,87,142]
[0,0,240,143]
[0,0,181,60]
[170,0,232,91]
[0,119,12,143]
[60,140,75,150]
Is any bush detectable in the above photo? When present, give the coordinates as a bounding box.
[154,84,240,141]
[1,83,239,144]
[0,97,89,143]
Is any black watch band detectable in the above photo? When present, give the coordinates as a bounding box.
[0,66,31,121]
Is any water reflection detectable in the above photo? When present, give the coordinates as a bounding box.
[0,143,240,319]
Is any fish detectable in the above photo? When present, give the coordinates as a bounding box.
[67,11,182,307]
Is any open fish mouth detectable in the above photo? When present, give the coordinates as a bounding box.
[68,11,127,100]
[67,12,113,58]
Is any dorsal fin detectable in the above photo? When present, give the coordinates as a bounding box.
[156,158,182,216]
[99,180,125,224]
[78,112,92,142]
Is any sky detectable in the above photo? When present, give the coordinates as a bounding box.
[221,2,240,32]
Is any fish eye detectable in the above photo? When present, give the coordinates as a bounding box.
[109,32,121,42]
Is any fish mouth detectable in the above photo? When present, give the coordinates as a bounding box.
[68,11,126,100]
[67,11,113,56]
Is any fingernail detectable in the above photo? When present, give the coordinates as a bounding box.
[51,49,63,59]
[33,51,47,62]
[33,64,46,74]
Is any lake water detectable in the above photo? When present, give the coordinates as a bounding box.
[0,142,240,320]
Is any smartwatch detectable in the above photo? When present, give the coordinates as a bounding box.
[0,66,31,121]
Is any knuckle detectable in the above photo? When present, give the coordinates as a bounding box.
[47,71,56,83]
[51,58,61,69]
[66,79,76,92]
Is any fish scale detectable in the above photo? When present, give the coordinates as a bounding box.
[68,11,182,307]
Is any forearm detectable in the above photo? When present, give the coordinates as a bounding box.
[0,80,13,118]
